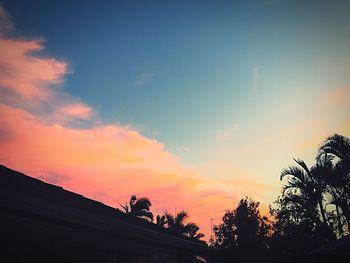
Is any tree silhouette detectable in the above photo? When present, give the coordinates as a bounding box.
[269,135,350,254]
[120,195,153,222]
[164,210,204,240]
[156,214,166,227]
[269,194,332,255]
[317,133,350,234]
[211,197,270,255]
[165,210,189,234]
[186,222,205,240]
[273,155,338,254]
[280,157,331,233]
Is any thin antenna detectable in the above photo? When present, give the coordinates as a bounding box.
[210,218,215,239]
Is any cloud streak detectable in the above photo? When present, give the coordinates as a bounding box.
[132,73,155,87]
[0,6,13,33]
[216,123,240,142]
[58,102,94,119]
[251,65,259,93]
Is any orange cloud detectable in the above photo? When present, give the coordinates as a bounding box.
[0,38,67,101]
[58,103,94,119]
[0,7,268,241]
[0,102,238,239]
[294,87,350,153]
[318,86,350,109]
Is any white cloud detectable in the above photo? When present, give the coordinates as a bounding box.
[251,65,259,93]
[179,146,191,152]
[216,123,240,142]
[132,73,155,87]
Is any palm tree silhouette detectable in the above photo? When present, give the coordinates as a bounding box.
[318,134,350,163]
[120,195,153,222]
[280,158,328,227]
[317,134,350,233]
[156,214,166,227]
[165,210,189,234]
[186,222,205,240]
[164,210,204,240]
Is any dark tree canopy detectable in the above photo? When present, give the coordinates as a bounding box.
[211,197,270,255]
[117,134,350,258]
[120,195,153,222]
[156,214,166,227]
[269,134,350,255]
[164,210,205,240]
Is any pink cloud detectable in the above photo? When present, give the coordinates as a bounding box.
[0,103,239,239]
[0,38,67,102]
[59,103,93,119]
[0,7,267,240]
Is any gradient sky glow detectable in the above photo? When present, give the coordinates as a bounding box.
[1,0,350,240]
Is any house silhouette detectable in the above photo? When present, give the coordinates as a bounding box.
[0,165,209,262]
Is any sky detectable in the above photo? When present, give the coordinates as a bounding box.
[0,0,350,240]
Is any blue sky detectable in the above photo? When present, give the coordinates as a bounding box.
[1,0,350,211]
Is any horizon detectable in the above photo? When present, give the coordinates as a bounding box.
[0,0,350,241]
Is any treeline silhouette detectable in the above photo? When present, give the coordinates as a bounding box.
[211,133,350,258]
[117,133,350,257]
[118,194,205,242]
[271,133,350,254]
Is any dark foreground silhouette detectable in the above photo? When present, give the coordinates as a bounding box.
[0,165,208,263]
[209,134,350,257]
[1,134,350,262]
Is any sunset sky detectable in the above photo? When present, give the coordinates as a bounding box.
[1,0,350,240]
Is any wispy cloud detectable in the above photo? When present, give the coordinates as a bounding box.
[0,6,13,34]
[58,102,93,119]
[251,65,259,93]
[260,0,290,7]
[132,72,155,87]
[179,146,191,152]
[216,123,240,142]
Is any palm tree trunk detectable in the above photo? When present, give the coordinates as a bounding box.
[343,208,350,234]
[338,201,350,234]
[318,201,329,227]
[336,205,344,237]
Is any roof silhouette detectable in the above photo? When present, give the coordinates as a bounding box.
[310,234,350,255]
[0,164,208,262]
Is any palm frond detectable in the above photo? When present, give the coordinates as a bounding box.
[132,197,152,212]
[316,152,334,168]
[318,134,350,160]
[175,210,188,225]
[156,215,166,227]
[129,195,137,207]
[195,233,205,239]
[137,210,154,222]
[293,158,312,176]
[283,180,305,193]
[165,212,175,227]
[280,166,306,182]
[120,203,129,213]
